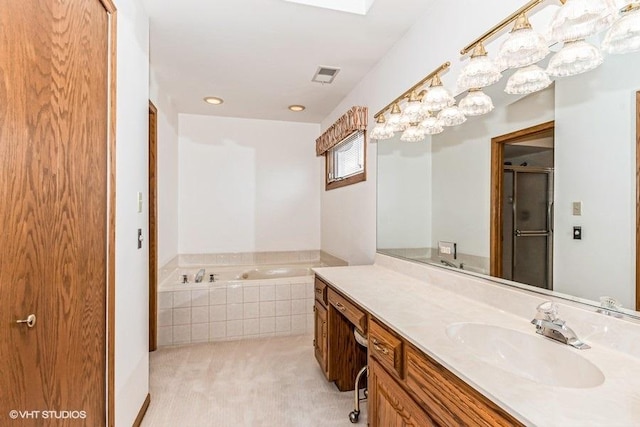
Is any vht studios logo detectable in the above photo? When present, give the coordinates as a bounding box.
[9,410,87,420]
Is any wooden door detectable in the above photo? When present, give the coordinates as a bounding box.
[0,0,111,425]
[149,102,158,351]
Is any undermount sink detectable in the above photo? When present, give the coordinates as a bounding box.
[446,322,605,388]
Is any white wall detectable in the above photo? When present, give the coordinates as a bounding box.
[377,136,431,249]
[554,55,640,308]
[320,0,542,265]
[150,74,180,266]
[178,114,321,254]
[114,0,150,425]
[430,87,555,257]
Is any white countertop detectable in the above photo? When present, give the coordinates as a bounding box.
[313,257,640,427]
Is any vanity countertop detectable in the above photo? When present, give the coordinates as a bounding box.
[313,257,640,427]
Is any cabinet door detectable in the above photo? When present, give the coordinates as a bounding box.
[314,301,329,378]
[370,358,436,427]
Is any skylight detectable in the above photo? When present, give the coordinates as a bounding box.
[282,0,376,16]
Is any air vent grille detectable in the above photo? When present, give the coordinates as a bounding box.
[312,66,341,84]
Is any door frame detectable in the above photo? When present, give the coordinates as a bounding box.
[490,121,555,279]
[102,0,117,425]
[636,92,640,311]
[148,101,158,351]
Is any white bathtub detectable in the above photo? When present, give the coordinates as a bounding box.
[160,262,321,290]
[156,262,322,346]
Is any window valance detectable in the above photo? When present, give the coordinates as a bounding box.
[315,106,368,156]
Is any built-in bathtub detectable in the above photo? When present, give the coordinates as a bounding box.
[157,262,322,346]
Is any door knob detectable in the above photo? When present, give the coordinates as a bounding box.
[16,314,36,328]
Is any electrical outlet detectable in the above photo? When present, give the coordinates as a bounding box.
[438,241,457,259]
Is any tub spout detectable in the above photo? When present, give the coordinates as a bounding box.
[194,269,205,283]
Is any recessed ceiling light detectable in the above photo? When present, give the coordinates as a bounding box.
[204,96,224,105]
[288,105,306,112]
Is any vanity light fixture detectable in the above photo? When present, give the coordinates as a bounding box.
[400,123,427,142]
[505,64,552,95]
[438,104,467,127]
[203,96,224,105]
[549,0,617,43]
[459,88,494,116]
[497,13,549,69]
[386,102,407,132]
[602,3,640,54]
[422,74,455,112]
[370,115,395,140]
[400,90,428,125]
[457,42,502,91]
[546,39,603,77]
[419,114,444,135]
[288,104,306,112]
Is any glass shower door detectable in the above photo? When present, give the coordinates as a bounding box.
[504,167,553,290]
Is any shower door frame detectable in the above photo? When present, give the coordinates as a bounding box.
[502,165,554,290]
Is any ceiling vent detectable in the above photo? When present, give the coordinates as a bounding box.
[312,66,341,84]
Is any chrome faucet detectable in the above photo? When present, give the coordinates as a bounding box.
[531,301,590,350]
[194,269,205,283]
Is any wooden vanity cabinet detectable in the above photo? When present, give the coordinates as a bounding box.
[314,275,525,427]
[313,277,329,379]
[313,300,329,378]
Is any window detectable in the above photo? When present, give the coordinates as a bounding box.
[325,130,367,190]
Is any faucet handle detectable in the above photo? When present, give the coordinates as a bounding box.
[536,301,559,321]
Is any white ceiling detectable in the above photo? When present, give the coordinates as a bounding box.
[143,0,431,123]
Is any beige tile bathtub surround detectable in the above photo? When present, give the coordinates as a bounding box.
[157,277,315,346]
[314,254,640,426]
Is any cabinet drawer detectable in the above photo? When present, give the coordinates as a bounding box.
[327,288,367,334]
[314,276,327,306]
[369,318,403,378]
[405,345,522,427]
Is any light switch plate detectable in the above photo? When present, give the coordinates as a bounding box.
[572,201,582,216]
[137,192,143,213]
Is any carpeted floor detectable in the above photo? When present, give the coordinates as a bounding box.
[142,335,367,426]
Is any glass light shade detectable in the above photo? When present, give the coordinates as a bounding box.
[457,55,502,90]
[386,108,408,132]
[497,27,549,68]
[401,99,428,124]
[419,115,444,135]
[547,39,603,77]
[437,105,466,127]
[459,89,494,117]
[602,5,640,54]
[400,124,426,142]
[505,65,552,95]
[549,0,617,42]
[370,122,395,140]
[422,86,455,112]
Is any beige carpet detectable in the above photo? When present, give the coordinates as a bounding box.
[142,335,367,426]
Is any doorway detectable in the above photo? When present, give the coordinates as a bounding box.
[0,0,117,425]
[149,101,158,351]
[491,121,555,290]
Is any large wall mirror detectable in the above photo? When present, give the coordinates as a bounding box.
[377,52,640,316]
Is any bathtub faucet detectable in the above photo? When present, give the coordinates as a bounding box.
[194,269,205,283]
[209,273,219,283]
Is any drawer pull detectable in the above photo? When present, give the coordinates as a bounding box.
[335,302,347,312]
[372,339,389,355]
[315,288,323,294]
